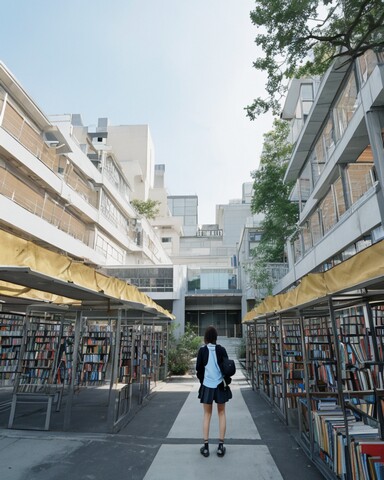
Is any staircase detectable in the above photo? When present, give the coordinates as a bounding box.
[217,336,243,359]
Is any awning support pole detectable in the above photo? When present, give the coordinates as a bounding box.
[63,310,82,431]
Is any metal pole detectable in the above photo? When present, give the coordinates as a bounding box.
[63,310,82,431]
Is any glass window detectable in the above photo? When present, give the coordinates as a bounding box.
[302,224,312,253]
[185,206,197,215]
[311,138,326,185]
[333,176,346,219]
[185,198,198,207]
[333,70,359,141]
[320,189,337,235]
[172,206,185,215]
[323,116,335,161]
[184,215,197,225]
[301,83,313,100]
[342,244,356,261]
[347,163,374,204]
[309,210,322,246]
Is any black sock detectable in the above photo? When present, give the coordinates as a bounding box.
[204,441,209,449]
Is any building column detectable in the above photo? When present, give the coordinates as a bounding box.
[365,109,384,224]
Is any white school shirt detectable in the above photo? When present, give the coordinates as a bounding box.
[203,343,223,388]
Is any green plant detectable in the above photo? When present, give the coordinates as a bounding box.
[237,339,246,360]
[130,199,160,220]
[168,324,202,375]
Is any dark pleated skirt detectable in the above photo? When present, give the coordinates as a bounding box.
[198,383,232,404]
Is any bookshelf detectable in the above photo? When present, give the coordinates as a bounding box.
[269,317,285,417]
[0,313,24,386]
[20,319,61,391]
[55,322,76,386]
[119,324,133,383]
[80,322,112,385]
[245,322,257,389]
[255,320,269,398]
[151,326,167,382]
[282,318,305,413]
[300,305,384,480]
[244,304,384,479]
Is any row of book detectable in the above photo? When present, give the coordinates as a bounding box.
[82,354,109,363]
[22,360,52,368]
[313,405,384,480]
[82,345,110,354]
[23,350,55,360]
[0,338,22,345]
[0,330,23,336]
[0,351,17,359]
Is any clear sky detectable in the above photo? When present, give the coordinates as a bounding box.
[1,0,274,225]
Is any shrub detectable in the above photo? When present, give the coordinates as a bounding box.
[168,324,202,375]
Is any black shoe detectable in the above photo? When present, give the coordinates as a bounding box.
[217,444,226,457]
[200,445,209,457]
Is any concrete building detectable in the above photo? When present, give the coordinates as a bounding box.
[275,50,384,294]
[168,195,198,236]
[0,61,175,274]
[0,60,259,339]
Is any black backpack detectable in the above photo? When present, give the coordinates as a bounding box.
[221,357,236,377]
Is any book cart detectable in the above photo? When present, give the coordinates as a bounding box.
[246,314,305,425]
[0,304,170,433]
[246,298,384,480]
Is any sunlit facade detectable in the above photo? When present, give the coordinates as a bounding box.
[276,50,384,293]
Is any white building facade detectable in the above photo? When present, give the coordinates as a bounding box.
[276,50,384,294]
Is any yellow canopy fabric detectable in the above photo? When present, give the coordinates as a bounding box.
[0,229,174,319]
[243,239,384,323]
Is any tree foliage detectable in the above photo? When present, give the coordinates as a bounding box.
[246,0,384,118]
[251,119,298,263]
[248,120,299,295]
[130,199,160,220]
[168,324,202,375]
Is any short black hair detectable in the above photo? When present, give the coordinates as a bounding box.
[204,326,217,344]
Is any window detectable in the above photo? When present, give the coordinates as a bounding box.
[249,232,262,242]
[300,83,313,100]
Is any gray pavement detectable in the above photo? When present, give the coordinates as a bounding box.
[0,368,325,480]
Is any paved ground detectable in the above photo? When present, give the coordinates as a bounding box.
[0,370,325,479]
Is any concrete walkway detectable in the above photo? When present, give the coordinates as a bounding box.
[0,366,325,479]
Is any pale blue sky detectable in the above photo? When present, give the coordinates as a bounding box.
[1,0,273,224]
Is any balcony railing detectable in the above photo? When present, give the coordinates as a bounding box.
[0,166,90,244]
[2,103,59,172]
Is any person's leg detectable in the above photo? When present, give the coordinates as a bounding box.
[203,403,213,440]
[217,403,226,457]
[217,403,226,440]
[200,403,212,457]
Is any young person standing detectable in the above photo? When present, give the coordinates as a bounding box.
[196,325,232,458]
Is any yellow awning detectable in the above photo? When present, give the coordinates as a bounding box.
[243,239,384,323]
[0,229,174,320]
